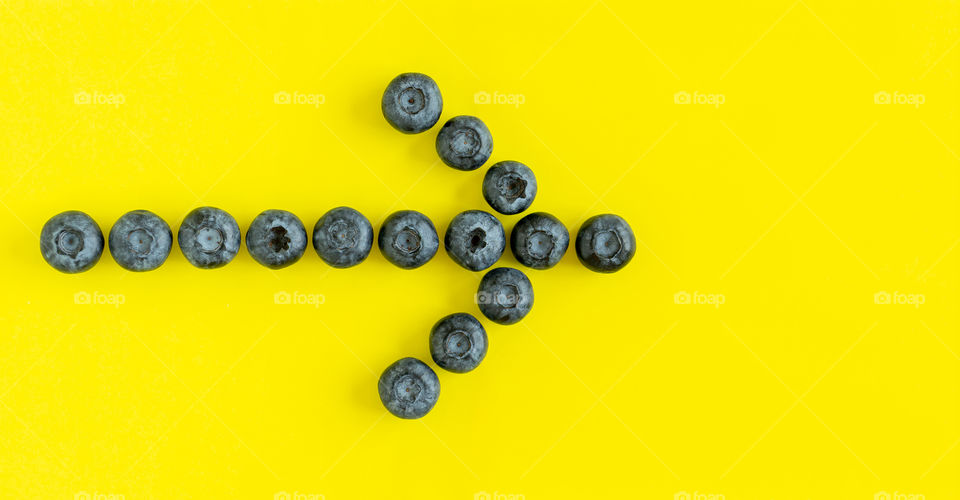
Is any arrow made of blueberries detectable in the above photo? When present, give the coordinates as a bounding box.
[39,72,637,419]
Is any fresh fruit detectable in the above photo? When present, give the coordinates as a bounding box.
[246,209,307,269]
[476,267,534,325]
[482,161,537,215]
[576,214,636,273]
[108,210,172,272]
[429,313,487,373]
[40,211,104,273]
[435,115,493,171]
[178,207,241,269]
[378,357,440,419]
[377,210,439,269]
[510,212,569,270]
[381,73,443,134]
[313,207,373,268]
[443,210,505,272]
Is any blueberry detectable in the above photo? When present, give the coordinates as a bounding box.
[381,73,443,134]
[483,161,537,215]
[435,115,493,171]
[476,267,534,325]
[429,313,487,373]
[40,211,104,273]
[177,207,241,269]
[510,212,569,270]
[576,214,636,273]
[245,209,307,269]
[444,210,505,272]
[313,207,373,268]
[108,210,172,272]
[378,210,439,269]
[378,357,440,419]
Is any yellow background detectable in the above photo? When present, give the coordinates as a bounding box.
[1,0,958,498]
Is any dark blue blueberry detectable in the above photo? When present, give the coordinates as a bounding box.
[382,73,443,134]
[378,357,440,419]
[245,209,307,269]
[483,161,537,215]
[108,210,172,272]
[40,211,103,273]
[444,210,505,272]
[313,207,373,268]
[476,267,534,325]
[576,214,636,273]
[429,313,487,373]
[510,212,569,270]
[435,115,492,171]
[178,207,241,269]
[378,210,439,269]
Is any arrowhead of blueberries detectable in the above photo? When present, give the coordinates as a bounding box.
[436,115,493,171]
[575,214,636,273]
[378,357,441,419]
[476,267,534,325]
[444,210,505,272]
[381,72,443,134]
[483,161,537,215]
[510,212,569,270]
[429,313,488,373]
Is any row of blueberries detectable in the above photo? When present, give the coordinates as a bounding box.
[39,207,635,274]
[376,73,634,418]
